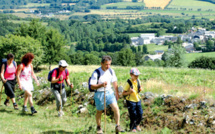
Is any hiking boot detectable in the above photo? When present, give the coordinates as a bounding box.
[22,106,28,112]
[4,99,9,106]
[58,111,62,117]
[13,104,19,110]
[31,107,37,115]
[97,126,103,134]
[115,125,125,133]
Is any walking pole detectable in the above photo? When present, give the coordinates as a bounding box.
[0,84,3,105]
[59,82,62,116]
[104,87,106,134]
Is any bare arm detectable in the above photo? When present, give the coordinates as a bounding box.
[16,64,23,89]
[0,64,7,83]
[31,64,39,86]
[66,75,74,88]
[90,82,107,90]
[113,81,119,100]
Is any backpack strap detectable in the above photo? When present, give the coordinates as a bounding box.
[109,68,113,75]
[137,79,140,93]
[127,79,133,89]
[95,69,100,84]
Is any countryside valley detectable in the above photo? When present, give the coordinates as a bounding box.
[1,0,215,133]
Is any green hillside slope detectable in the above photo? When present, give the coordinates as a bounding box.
[167,0,215,11]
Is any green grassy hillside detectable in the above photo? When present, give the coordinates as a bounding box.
[185,52,215,64]
[0,65,215,133]
[168,0,215,11]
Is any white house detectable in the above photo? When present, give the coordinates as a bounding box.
[144,54,163,61]
[140,33,155,40]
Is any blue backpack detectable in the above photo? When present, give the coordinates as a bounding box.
[48,68,68,82]
[88,68,113,92]
[0,58,16,81]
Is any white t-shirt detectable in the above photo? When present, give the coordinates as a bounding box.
[90,67,117,92]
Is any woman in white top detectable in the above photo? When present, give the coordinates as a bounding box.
[16,53,39,115]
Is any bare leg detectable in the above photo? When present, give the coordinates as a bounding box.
[23,91,29,106]
[25,90,33,107]
[109,103,120,125]
[96,110,103,127]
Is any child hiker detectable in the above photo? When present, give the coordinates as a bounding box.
[16,53,39,115]
[122,68,143,133]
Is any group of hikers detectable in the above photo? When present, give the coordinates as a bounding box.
[1,54,143,133]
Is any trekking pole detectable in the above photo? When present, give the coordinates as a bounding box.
[59,82,62,115]
[0,84,3,105]
[104,87,106,134]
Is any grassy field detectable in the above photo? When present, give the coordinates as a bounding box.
[185,52,215,64]
[20,3,50,8]
[1,65,215,133]
[146,44,169,52]
[168,0,215,11]
[101,2,144,9]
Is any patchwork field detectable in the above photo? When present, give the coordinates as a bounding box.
[168,0,215,11]
[101,2,144,9]
[144,0,171,9]
[185,52,215,64]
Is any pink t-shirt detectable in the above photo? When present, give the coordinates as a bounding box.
[52,69,69,84]
[4,64,16,80]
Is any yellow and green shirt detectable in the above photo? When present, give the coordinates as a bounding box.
[123,79,141,102]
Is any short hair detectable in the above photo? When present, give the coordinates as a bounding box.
[6,53,14,60]
[101,55,112,63]
[21,53,34,66]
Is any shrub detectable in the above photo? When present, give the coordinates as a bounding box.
[188,56,215,70]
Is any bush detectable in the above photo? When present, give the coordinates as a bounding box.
[188,56,215,70]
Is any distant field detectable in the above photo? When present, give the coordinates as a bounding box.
[144,0,171,9]
[101,2,144,9]
[146,44,169,52]
[9,20,48,26]
[20,3,50,7]
[185,52,215,64]
[168,0,215,11]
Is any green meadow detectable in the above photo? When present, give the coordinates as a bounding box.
[101,2,144,9]
[1,65,215,133]
[168,0,215,11]
[185,52,215,64]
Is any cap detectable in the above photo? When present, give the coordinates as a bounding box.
[130,68,141,75]
[59,60,68,67]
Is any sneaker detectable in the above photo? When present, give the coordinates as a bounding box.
[61,111,64,116]
[22,106,28,112]
[130,129,137,133]
[58,111,62,117]
[115,125,125,133]
[4,99,9,106]
[13,104,19,110]
[136,126,141,132]
[31,107,37,115]
[97,126,103,134]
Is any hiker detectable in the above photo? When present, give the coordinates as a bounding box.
[89,55,124,134]
[122,68,143,133]
[16,53,39,115]
[0,53,18,110]
[51,60,73,117]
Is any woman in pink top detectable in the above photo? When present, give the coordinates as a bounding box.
[16,53,39,115]
[0,53,18,110]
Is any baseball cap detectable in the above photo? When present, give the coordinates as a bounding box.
[130,68,141,75]
[59,60,68,67]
